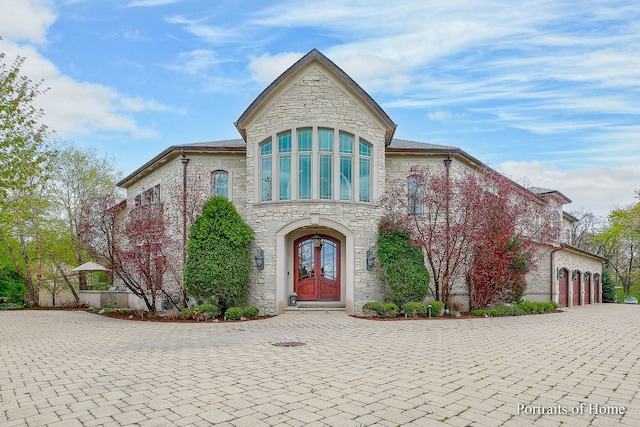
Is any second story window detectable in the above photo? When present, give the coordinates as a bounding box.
[259,127,374,203]
[135,184,160,206]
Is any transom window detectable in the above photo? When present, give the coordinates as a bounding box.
[259,127,373,203]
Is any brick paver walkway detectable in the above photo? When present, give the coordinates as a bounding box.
[1,304,639,426]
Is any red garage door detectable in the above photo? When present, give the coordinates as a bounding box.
[572,271,581,306]
[584,274,591,304]
[593,274,600,303]
[559,269,569,308]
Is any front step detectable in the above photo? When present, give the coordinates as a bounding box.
[283,303,346,314]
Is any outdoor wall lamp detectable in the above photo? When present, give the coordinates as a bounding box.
[557,268,565,280]
[584,273,591,283]
[572,270,579,281]
[311,232,323,248]
[366,248,375,271]
[289,292,298,306]
[254,247,264,270]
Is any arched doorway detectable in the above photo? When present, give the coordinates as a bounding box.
[294,234,341,301]
[593,274,601,303]
[559,268,569,308]
[572,270,581,307]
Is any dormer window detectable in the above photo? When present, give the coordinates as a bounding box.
[259,126,373,203]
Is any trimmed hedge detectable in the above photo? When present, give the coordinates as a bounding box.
[470,301,558,317]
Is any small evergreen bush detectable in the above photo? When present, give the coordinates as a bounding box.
[403,302,426,317]
[363,301,383,317]
[381,303,399,318]
[243,306,260,319]
[427,301,445,317]
[180,307,194,319]
[196,304,218,317]
[224,307,244,320]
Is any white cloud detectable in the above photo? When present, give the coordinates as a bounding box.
[249,52,304,84]
[165,15,240,45]
[0,0,56,44]
[497,160,640,217]
[166,49,224,75]
[0,38,169,139]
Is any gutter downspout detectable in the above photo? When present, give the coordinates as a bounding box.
[180,150,189,306]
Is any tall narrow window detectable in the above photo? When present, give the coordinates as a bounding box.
[298,128,312,200]
[408,175,423,214]
[359,139,372,202]
[318,129,333,200]
[260,139,272,201]
[339,132,353,201]
[278,132,291,200]
[211,171,228,198]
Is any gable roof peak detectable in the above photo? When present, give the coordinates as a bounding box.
[235,49,396,144]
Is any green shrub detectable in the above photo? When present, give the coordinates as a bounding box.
[224,307,244,320]
[381,303,399,318]
[362,301,383,317]
[196,304,218,317]
[471,301,558,317]
[180,308,194,319]
[101,307,115,314]
[403,302,426,317]
[427,301,445,317]
[601,268,616,303]
[377,230,430,307]
[185,197,254,313]
[243,306,260,319]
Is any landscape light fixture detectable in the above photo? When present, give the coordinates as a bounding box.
[289,292,298,306]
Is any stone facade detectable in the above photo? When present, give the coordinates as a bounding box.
[116,50,604,314]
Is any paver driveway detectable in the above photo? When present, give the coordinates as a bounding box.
[1,304,639,426]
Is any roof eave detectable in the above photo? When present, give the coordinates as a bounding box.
[117,145,246,188]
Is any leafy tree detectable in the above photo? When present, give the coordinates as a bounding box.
[49,145,121,289]
[0,252,26,303]
[185,196,253,312]
[601,268,616,303]
[594,201,640,295]
[0,49,53,306]
[376,227,430,306]
[380,163,558,309]
[0,51,50,201]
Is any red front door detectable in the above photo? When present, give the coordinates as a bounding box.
[294,235,340,301]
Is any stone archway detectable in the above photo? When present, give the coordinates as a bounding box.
[275,217,355,314]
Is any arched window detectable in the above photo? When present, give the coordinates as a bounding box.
[212,170,229,198]
[259,127,374,203]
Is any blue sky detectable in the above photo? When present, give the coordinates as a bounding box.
[1,0,639,216]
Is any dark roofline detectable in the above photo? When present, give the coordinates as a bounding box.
[117,143,246,188]
[235,49,397,145]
